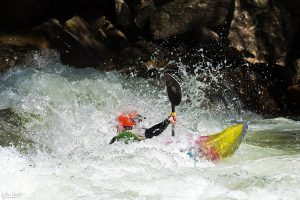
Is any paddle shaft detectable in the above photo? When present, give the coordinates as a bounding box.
[171,104,175,136]
[165,73,181,137]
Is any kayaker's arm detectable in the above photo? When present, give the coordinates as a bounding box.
[110,116,176,144]
[145,119,170,138]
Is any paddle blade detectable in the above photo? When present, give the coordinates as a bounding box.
[165,73,182,106]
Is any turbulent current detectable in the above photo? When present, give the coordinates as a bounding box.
[0,52,300,200]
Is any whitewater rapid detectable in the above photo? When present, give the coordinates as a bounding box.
[0,52,300,200]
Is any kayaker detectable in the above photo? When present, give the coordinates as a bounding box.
[109,111,177,144]
[109,111,248,161]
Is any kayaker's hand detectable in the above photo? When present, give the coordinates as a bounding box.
[168,115,177,125]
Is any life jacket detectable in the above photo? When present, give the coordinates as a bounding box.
[109,131,141,144]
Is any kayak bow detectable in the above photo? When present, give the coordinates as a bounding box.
[195,123,248,161]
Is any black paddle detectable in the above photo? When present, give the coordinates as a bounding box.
[165,73,182,136]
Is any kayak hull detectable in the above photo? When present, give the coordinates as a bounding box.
[195,123,248,161]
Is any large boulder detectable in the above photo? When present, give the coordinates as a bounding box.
[228,0,297,66]
[0,108,35,153]
[149,0,232,39]
[92,16,129,51]
[36,17,112,67]
[223,65,280,115]
[133,0,156,32]
[228,0,300,115]
[115,0,139,41]
[293,59,300,84]
[286,84,300,113]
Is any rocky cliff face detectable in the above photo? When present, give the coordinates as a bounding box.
[0,0,299,117]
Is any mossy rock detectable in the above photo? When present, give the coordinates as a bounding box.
[0,108,37,153]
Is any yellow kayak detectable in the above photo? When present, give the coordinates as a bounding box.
[195,123,248,161]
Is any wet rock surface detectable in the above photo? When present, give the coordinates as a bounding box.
[0,0,299,118]
[0,108,36,153]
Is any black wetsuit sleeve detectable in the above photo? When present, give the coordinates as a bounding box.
[145,119,170,139]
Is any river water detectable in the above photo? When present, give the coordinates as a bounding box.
[0,52,300,200]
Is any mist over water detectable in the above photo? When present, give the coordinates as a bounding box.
[1,51,300,200]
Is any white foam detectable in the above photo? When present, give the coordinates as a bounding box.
[0,52,300,200]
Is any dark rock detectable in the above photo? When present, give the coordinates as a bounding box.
[286,59,300,86]
[192,27,220,43]
[149,0,232,39]
[115,0,139,41]
[0,108,35,153]
[278,0,300,16]
[111,40,161,67]
[220,65,283,115]
[0,0,299,119]
[228,0,294,66]
[115,0,131,25]
[286,84,300,111]
[37,17,112,67]
[63,16,112,66]
[153,0,173,7]
[97,39,169,77]
[121,40,157,58]
[34,19,76,62]
[133,0,156,31]
[0,44,36,73]
[92,16,129,51]
[285,17,300,85]
[0,31,47,72]
[91,16,113,41]
[64,16,108,52]
[228,0,300,106]
[292,59,300,84]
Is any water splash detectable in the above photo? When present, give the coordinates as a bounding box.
[0,51,300,200]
